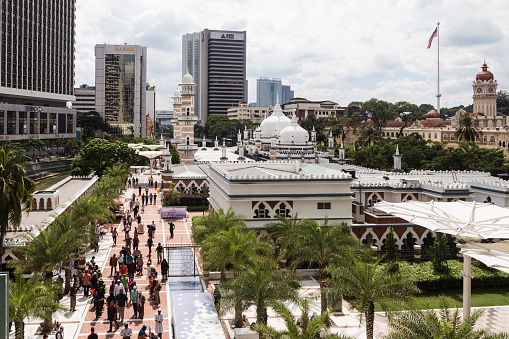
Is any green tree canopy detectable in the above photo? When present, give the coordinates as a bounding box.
[76,111,109,139]
[497,90,509,116]
[71,139,138,176]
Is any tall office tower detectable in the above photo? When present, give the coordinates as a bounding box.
[95,44,147,137]
[146,83,156,138]
[72,84,96,113]
[257,77,282,107]
[182,32,201,122]
[0,0,76,141]
[282,85,294,105]
[198,29,246,124]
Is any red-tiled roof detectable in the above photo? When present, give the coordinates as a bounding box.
[420,120,451,128]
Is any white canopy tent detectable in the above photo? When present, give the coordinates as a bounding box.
[375,200,509,317]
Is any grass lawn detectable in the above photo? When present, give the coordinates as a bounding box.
[375,287,509,311]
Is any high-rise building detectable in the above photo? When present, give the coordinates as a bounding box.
[282,85,294,105]
[183,29,246,124]
[72,84,96,113]
[257,77,282,107]
[146,83,156,138]
[95,44,147,137]
[0,0,76,141]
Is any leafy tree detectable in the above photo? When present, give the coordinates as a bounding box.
[220,257,299,327]
[0,143,35,257]
[456,113,482,142]
[17,138,48,158]
[497,90,509,116]
[392,101,421,137]
[347,101,363,117]
[192,208,246,245]
[383,226,398,270]
[360,98,396,128]
[429,232,449,273]
[252,299,353,339]
[300,112,328,143]
[265,213,313,259]
[9,270,63,339]
[194,123,204,138]
[163,183,181,206]
[77,111,109,139]
[170,144,181,164]
[287,220,359,314]
[328,252,418,339]
[70,139,138,176]
[385,299,509,339]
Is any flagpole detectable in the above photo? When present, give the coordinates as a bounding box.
[436,22,441,115]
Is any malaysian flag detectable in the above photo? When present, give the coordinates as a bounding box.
[427,27,438,49]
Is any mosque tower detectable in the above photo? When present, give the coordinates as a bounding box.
[175,71,198,164]
[473,61,497,117]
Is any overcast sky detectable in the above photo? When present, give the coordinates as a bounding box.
[75,0,509,111]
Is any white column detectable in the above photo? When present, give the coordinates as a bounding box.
[463,254,472,318]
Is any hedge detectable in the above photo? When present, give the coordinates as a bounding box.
[397,260,509,291]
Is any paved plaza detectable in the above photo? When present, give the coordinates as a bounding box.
[11,172,509,338]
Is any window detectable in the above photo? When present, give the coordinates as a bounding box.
[490,136,496,143]
[275,202,290,218]
[317,202,331,210]
[443,134,448,141]
[254,203,270,218]
[450,134,455,141]
[483,135,488,143]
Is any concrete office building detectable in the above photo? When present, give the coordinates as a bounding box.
[0,0,77,141]
[257,77,282,107]
[146,83,155,138]
[182,32,202,122]
[72,84,96,113]
[95,44,147,137]
[198,29,247,123]
[282,85,294,105]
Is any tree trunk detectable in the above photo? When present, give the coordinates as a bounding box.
[0,217,7,262]
[234,301,243,328]
[319,268,327,314]
[14,319,24,339]
[64,267,71,295]
[257,303,268,326]
[42,272,54,332]
[366,301,375,339]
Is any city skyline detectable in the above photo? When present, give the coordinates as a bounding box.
[74,0,509,112]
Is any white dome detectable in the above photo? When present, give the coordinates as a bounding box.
[259,103,291,138]
[182,72,194,84]
[173,89,181,97]
[279,115,309,144]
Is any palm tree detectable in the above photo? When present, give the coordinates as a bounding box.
[455,113,482,142]
[288,220,359,314]
[203,227,272,327]
[385,300,509,339]
[0,143,35,257]
[221,258,299,327]
[357,125,384,147]
[328,252,418,339]
[252,299,354,339]
[9,269,63,339]
[265,213,313,260]
[193,208,246,245]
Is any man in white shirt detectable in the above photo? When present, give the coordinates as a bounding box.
[114,280,125,296]
[154,308,164,338]
[119,323,133,338]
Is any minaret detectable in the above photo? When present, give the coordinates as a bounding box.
[176,71,198,164]
[392,145,404,172]
[338,140,346,164]
[327,131,335,156]
[220,138,228,161]
[311,126,317,143]
[214,136,219,150]
[160,146,174,190]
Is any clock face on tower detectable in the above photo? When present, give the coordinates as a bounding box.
[477,87,482,93]
[489,87,494,93]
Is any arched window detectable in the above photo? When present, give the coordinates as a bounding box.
[490,136,496,143]
[186,137,190,145]
[443,134,448,141]
[428,133,431,139]
[391,132,394,138]
[422,133,425,138]
[47,198,52,209]
[483,135,488,143]
[401,232,416,250]
[450,134,455,141]
[39,198,44,210]
[434,133,437,139]
[367,194,380,207]
[275,202,290,218]
[254,203,270,219]
[187,108,190,116]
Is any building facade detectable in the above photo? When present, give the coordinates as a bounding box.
[72,84,96,113]
[283,98,346,122]
[282,85,294,105]
[0,0,77,141]
[257,77,282,107]
[182,32,202,122]
[146,83,155,138]
[199,29,247,123]
[226,102,269,123]
[95,44,147,137]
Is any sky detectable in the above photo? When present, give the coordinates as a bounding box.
[74,0,509,111]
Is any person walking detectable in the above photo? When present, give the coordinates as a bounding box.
[127,259,136,280]
[156,243,163,264]
[147,237,153,254]
[87,327,98,339]
[109,254,118,276]
[137,292,146,320]
[69,283,77,312]
[130,285,139,318]
[138,185,142,196]
[116,289,128,323]
[137,325,148,339]
[107,299,119,332]
[154,278,161,305]
[82,270,91,297]
[112,228,118,246]
[136,254,143,275]
[154,308,164,338]
[56,326,64,339]
[169,221,175,238]
[161,258,169,280]
[149,193,153,205]
[141,193,145,206]
[133,235,139,250]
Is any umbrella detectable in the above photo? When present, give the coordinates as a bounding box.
[375,200,509,317]
[461,241,509,274]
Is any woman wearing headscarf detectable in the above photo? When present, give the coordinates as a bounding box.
[138,325,148,339]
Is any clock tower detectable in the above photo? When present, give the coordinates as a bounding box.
[472,62,497,117]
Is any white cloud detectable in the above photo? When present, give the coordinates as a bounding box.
[74,0,509,112]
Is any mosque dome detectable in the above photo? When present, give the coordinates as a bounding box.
[476,62,494,81]
[259,103,291,138]
[173,89,181,97]
[280,115,309,144]
[426,109,440,119]
[182,72,194,84]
